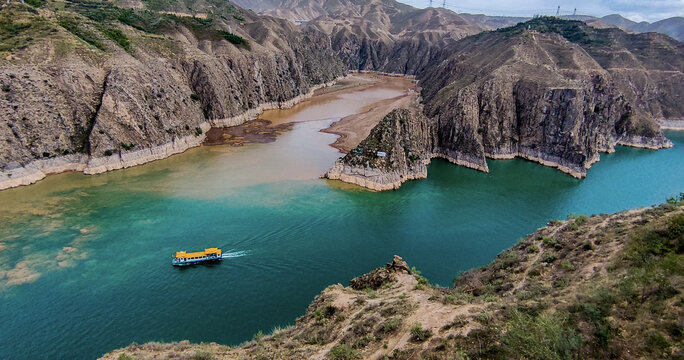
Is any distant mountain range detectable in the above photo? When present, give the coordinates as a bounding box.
[232,0,684,41]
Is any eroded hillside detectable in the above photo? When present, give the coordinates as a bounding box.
[329,17,681,189]
[0,0,344,189]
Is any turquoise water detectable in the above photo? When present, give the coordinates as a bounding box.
[0,113,682,359]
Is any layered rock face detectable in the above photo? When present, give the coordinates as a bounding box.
[329,19,679,190]
[326,108,434,190]
[0,2,344,189]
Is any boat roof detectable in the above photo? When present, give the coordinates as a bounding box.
[175,247,221,258]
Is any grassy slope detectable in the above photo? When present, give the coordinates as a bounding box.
[102,195,684,360]
[0,0,248,58]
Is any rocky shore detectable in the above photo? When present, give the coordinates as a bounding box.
[660,119,684,130]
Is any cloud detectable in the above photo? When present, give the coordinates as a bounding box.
[397,0,684,22]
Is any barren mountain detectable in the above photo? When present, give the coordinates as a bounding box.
[602,14,684,41]
[328,17,680,190]
[0,0,344,189]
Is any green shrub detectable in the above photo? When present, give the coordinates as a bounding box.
[190,350,213,360]
[542,251,557,263]
[118,354,134,360]
[120,142,135,151]
[328,344,359,360]
[352,334,373,349]
[503,310,581,360]
[410,323,431,342]
[542,236,557,247]
[24,0,44,7]
[102,28,130,51]
[103,149,115,156]
[381,318,401,333]
[194,127,203,136]
[313,305,337,322]
[484,295,498,302]
[219,30,248,47]
[560,260,575,271]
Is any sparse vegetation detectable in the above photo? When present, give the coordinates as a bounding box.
[190,350,213,360]
[503,310,582,360]
[380,318,401,333]
[328,344,359,360]
[409,323,431,342]
[58,16,104,50]
[102,28,130,51]
[0,4,54,52]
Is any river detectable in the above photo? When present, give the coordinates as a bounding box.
[0,80,682,359]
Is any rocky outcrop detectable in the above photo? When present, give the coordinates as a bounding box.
[349,255,411,290]
[325,108,433,190]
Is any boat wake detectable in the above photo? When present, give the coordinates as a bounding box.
[221,250,249,259]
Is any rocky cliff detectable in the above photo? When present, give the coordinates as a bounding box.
[0,1,345,189]
[326,108,434,190]
[328,18,679,190]
[100,199,684,360]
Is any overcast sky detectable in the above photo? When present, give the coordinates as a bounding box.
[396,0,684,22]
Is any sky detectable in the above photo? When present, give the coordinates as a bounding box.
[396,0,684,22]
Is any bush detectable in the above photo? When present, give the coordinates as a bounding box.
[328,344,359,360]
[560,260,575,271]
[503,310,581,360]
[219,30,248,47]
[313,305,337,322]
[542,251,557,263]
[194,127,203,136]
[117,354,134,360]
[103,149,115,156]
[410,323,431,342]
[352,334,373,349]
[24,0,44,7]
[120,142,135,151]
[190,350,213,360]
[380,318,401,333]
[102,28,130,51]
[542,236,557,247]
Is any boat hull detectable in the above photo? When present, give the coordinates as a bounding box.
[172,257,222,266]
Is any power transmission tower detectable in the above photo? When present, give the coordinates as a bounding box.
[429,0,433,7]
[556,6,560,16]
[442,0,445,8]
[573,8,577,16]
